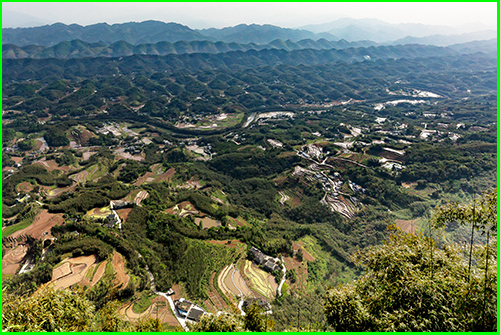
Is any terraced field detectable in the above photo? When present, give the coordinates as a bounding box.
[242,260,277,299]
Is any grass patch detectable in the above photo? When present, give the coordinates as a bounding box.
[2,216,35,237]
[103,259,115,280]
[132,291,155,314]
[212,189,227,203]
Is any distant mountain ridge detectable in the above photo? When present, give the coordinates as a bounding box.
[2,20,209,46]
[198,23,337,44]
[2,38,377,59]
[2,20,335,47]
[390,30,497,47]
[301,18,495,42]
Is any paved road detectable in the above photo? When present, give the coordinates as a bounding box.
[277,256,287,297]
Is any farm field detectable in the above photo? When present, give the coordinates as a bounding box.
[242,260,277,300]
[50,255,98,289]
[194,217,220,229]
[218,263,253,301]
[2,244,28,276]
[8,209,63,240]
[111,251,130,290]
[86,206,112,219]
[395,218,418,234]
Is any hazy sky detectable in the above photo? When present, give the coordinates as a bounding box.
[3,2,497,30]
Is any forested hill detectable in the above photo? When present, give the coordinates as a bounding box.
[2,38,376,60]
[3,43,466,82]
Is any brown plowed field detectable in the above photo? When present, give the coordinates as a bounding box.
[292,242,315,261]
[82,151,97,161]
[155,168,175,183]
[2,244,28,276]
[34,159,73,172]
[283,256,308,290]
[16,181,34,193]
[10,210,64,240]
[50,255,98,289]
[116,208,133,223]
[112,252,130,290]
[395,219,417,234]
[11,156,23,164]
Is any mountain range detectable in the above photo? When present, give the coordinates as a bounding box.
[3,19,496,49]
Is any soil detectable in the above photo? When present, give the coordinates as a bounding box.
[50,255,98,289]
[2,244,29,276]
[34,159,73,172]
[395,219,417,234]
[111,251,130,290]
[283,256,308,290]
[10,209,64,240]
[16,181,34,193]
[290,195,301,207]
[82,151,97,161]
[292,242,315,262]
[11,156,23,164]
[116,208,133,223]
[154,168,175,183]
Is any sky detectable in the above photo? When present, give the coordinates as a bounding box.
[2,2,497,30]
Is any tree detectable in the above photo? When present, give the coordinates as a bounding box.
[324,214,497,331]
[134,316,163,332]
[2,285,94,332]
[188,313,244,332]
[296,248,304,262]
[244,303,275,332]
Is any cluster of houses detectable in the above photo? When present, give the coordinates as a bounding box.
[248,246,280,273]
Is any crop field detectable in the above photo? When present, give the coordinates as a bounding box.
[50,255,98,289]
[69,170,89,184]
[86,206,112,219]
[218,264,253,301]
[111,251,130,290]
[133,190,150,205]
[195,217,220,229]
[2,244,28,276]
[7,209,63,239]
[124,189,141,202]
[87,164,108,182]
[395,219,417,234]
[227,216,249,227]
[242,260,277,299]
